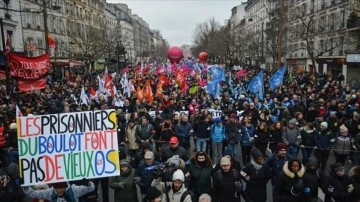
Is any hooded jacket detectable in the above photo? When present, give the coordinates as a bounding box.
[273,161,306,202]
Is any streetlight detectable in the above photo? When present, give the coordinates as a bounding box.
[248,17,264,66]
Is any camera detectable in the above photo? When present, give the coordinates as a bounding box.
[145,162,177,181]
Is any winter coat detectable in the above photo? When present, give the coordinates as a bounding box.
[135,160,160,193]
[187,161,213,195]
[211,124,226,143]
[315,129,334,150]
[321,171,352,202]
[135,124,155,141]
[175,122,192,142]
[240,125,255,146]
[302,168,320,200]
[225,121,241,144]
[212,169,242,202]
[334,135,352,155]
[126,126,139,150]
[255,129,270,153]
[241,160,271,202]
[282,126,301,146]
[161,146,189,162]
[193,120,210,139]
[24,182,95,202]
[152,181,191,202]
[273,162,306,202]
[269,128,283,145]
[265,153,290,185]
[109,168,138,202]
[301,129,316,147]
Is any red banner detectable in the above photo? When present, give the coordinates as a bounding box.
[17,77,47,92]
[7,53,51,79]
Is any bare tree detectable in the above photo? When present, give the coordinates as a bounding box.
[288,6,338,74]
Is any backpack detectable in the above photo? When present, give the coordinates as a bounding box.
[180,189,197,202]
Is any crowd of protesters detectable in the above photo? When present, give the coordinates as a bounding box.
[0,62,360,202]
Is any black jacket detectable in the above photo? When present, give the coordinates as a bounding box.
[321,170,352,202]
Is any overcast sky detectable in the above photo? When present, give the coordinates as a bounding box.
[107,0,241,46]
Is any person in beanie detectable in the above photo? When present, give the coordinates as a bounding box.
[109,160,138,202]
[282,118,301,157]
[333,124,352,164]
[212,157,250,202]
[273,158,306,202]
[302,157,320,202]
[213,148,241,174]
[24,181,95,202]
[314,121,335,173]
[152,169,192,202]
[266,142,290,186]
[321,162,353,202]
[145,187,161,202]
[241,148,271,202]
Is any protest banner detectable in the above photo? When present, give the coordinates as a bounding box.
[202,109,223,118]
[17,109,120,186]
[148,110,189,119]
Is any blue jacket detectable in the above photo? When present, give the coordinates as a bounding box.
[211,124,225,143]
[135,160,160,193]
[240,125,255,146]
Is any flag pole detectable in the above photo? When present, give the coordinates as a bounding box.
[0,18,11,95]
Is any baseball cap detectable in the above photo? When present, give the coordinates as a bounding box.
[169,136,179,144]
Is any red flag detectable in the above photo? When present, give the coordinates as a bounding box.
[145,80,154,103]
[5,34,11,54]
[17,77,47,92]
[104,74,112,87]
[136,86,144,101]
[175,70,185,89]
[159,74,169,86]
[122,67,129,75]
[155,83,163,98]
[48,34,56,49]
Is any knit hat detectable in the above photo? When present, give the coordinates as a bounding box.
[214,117,222,124]
[333,164,345,173]
[220,157,231,166]
[307,157,318,168]
[339,124,348,133]
[146,187,161,200]
[276,142,287,152]
[120,160,130,166]
[172,169,185,182]
[9,123,16,130]
[223,148,233,157]
[320,122,328,129]
[251,148,263,160]
[230,113,237,119]
[288,118,297,125]
[167,155,180,168]
[144,151,154,159]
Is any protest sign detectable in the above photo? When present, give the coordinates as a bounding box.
[17,109,120,186]
[202,109,223,118]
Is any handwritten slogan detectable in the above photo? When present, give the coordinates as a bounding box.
[18,110,120,186]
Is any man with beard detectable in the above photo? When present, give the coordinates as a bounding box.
[152,169,192,202]
[265,142,290,186]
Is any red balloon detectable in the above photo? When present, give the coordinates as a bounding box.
[199,52,208,62]
[167,46,183,64]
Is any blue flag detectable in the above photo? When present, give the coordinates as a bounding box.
[269,65,286,90]
[248,70,264,100]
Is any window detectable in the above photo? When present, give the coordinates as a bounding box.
[330,13,335,30]
[340,10,345,28]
